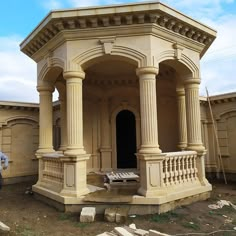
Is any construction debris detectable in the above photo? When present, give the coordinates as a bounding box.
[80,207,96,222]
[208,200,236,210]
[0,221,10,232]
[104,207,129,223]
[96,224,170,236]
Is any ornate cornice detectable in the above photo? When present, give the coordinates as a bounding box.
[200,93,236,105]
[0,101,39,111]
[20,1,216,59]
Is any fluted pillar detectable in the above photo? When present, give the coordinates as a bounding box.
[59,94,67,152]
[61,71,90,197]
[100,97,112,171]
[63,71,86,156]
[184,78,205,152]
[176,88,187,150]
[136,67,161,154]
[37,84,55,154]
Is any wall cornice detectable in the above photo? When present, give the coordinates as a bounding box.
[20,1,216,60]
[0,101,39,111]
[200,93,236,105]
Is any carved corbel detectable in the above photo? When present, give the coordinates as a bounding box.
[99,38,116,54]
[125,15,133,25]
[54,21,64,31]
[67,20,76,29]
[173,43,184,60]
[45,51,53,68]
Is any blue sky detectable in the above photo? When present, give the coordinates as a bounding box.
[0,0,236,102]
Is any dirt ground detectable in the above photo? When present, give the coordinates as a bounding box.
[0,179,235,236]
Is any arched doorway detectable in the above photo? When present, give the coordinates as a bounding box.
[116,110,137,168]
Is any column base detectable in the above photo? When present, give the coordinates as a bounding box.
[187,144,205,153]
[177,143,187,151]
[64,148,86,156]
[139,146,162,154]
[60,154,90,197]
[136,153,166,197]
[36,148,55,154]
[58,145,67,152]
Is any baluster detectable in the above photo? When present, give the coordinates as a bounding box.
[193,154,198,180]
[178,156,182,183]
[182,156,186,183]
[166,158,169,186]
[186,155,190,182]
[169,158,174,185]
[163,158,168,186]
[174,157,178,184]
[189,155,193,181]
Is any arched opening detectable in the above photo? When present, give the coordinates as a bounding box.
[116,110,137,169]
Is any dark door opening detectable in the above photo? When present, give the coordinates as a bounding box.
[116,110,137,169]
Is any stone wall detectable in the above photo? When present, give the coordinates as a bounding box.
[0,101,39,184]
[200,93,236,181]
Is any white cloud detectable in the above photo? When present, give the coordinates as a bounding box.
[0,36,38,102]
[199,13,236,96]
[40,0,63,10]
[163,0,235,21]
[68,0,101,7]
[68,0,123,7]
[161,0,236,96]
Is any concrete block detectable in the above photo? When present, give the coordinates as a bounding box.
[129,223,136,230]
[96,232,117,236]
[116,208,129,223]
[114,227,134,236]
[134,228,149,236]
[149,229,171,236]
[104,208,117,222]
[80,207,96,222]
[0,221,10,231]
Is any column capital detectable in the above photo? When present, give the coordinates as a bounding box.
[63,71,85,80]
[176,87,185,96]
[136,67,159,77]
[184,78,201,86]
[37,84,54,93]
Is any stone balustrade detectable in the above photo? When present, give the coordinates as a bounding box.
[42,157,64,187]
[37,151,206,200]
[163,151,198,187]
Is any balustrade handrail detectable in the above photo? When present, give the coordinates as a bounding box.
[164,150,197,157]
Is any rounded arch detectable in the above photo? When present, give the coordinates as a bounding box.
[157,50,200,78]
[71,45,147,71]
[111,103,140,122]
[38,57,65,82]
[4,116,38,127]
[111,103,140,170]
[217,109,236,120]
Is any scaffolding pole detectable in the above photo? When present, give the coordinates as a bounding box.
[206,87,227,184]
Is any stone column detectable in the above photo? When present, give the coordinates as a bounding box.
[36,84,55,154]
[185,78,209,186]
[61,71,90,197]
[63,71,86,156]
[136,67,161,154]
[59,94,67,152]
[176,88,187,150]
[100,97,112,171]
[136,67,165,197]
[184,78,205,152]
